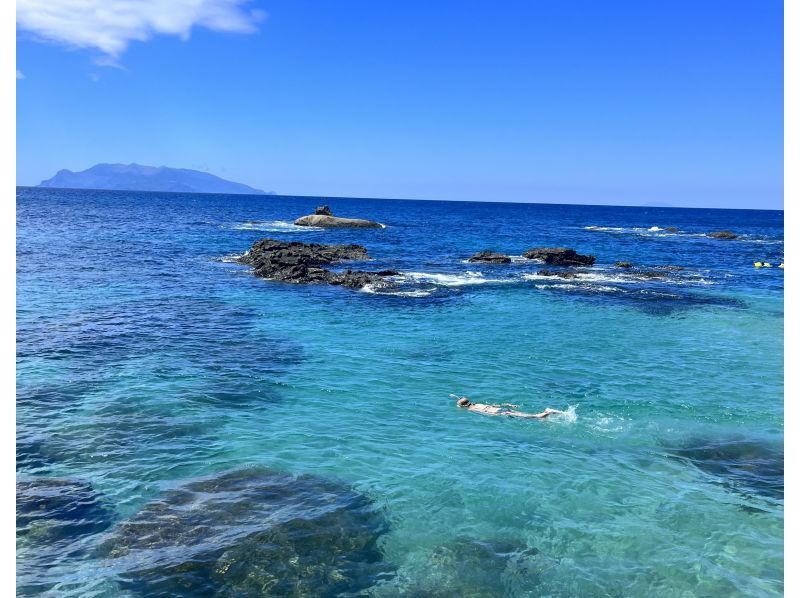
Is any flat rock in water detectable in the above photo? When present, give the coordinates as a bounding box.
[468,251,512,264]
[523,247,596,266]
[237,238,395,289]
[294,214,384,228]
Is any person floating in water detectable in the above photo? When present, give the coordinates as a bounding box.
[452,395,565,419]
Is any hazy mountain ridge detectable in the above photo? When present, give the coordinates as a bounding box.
[38,163,270,195]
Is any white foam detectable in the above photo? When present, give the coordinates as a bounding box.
[549,405,578,423]
[360,283,432,297]
[230,220,324,232]
[534,283,621,294]
[522,271,632,284]
[217,252,247,263]
[400,271,510,287]
[585,225,625,232]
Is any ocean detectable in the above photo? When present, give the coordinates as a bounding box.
[16,187,784,596]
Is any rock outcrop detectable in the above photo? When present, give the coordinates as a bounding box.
[468,251,511,264]
[707,230,738,240]
[523,247,596,266]
[294,206,383,228]
[237,239,397,289]
[615,261,634,268]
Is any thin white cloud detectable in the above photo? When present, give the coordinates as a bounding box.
[16,70,25,79]
[16,0,264,62]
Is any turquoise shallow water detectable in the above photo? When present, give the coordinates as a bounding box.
[17,188,783,596]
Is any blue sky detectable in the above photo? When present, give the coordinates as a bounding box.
[16,0,783,208]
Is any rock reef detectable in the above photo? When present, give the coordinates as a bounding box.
[97,468,394,596]
[294,205,384,228]
[706,230,739,240]
[237,239,398,289]
[524,247,596,266]
[468,251,512,264]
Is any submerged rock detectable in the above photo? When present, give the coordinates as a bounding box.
[237,238,396,289]
[468,251,512,264]
[664,226,680,233]
[17,478,116,595]
[295,206,383,228]
[537,269,579,279]
[615,261,634,268]
[97,468,394,596]
[706,230,739,240]
[654,265,685,271]
[17,478,113,543]
[523,247,596,266]
[397,537,542,596]
[666,437,783,500]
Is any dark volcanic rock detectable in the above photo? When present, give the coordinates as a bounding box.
[314,204,333,216]
[615,261,634,268]
[97,468,394,597]
[665,226,680,233]
[238,239,395,289]
[468,251,512,264]
[537,269,579,279]
[523,247,596,266]
[707,230,738,240]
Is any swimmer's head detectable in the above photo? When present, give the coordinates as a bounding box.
[457,397,471,408]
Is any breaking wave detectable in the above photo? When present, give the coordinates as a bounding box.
[230,220,324,232]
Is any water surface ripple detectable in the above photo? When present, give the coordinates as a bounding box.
[17,189,783,596]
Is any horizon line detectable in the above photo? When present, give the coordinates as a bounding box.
[16,185,784,212]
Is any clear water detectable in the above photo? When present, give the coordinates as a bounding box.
[17,188,783,596]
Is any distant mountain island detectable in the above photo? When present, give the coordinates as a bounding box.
[38,163,271,195]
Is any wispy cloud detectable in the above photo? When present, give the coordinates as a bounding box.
[16,0,264,63]
[17,70,25,79]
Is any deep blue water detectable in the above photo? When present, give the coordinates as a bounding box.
[17,187,783,596]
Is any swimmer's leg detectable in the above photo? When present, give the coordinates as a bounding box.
[506,411,548,419]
